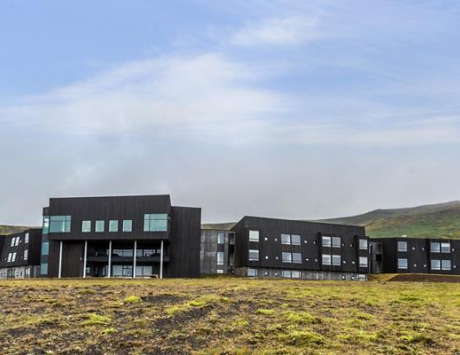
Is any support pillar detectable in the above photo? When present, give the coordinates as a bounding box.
[133,240,137,278]
[83,241,88,278]
[160,240,164,279]
[108,240,112,278]
[58,241,63,279]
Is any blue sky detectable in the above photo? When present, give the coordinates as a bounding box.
[1,0,460,225]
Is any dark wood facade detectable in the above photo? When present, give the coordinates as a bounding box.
[42,195,201,278]
[231,216,369,278]
[0,228,42,278]
[371,237,460,275]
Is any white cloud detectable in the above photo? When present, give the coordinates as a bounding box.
[231,15,324,46]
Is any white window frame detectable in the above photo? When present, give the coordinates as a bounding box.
[441,243,451,253]
[249,230,259,243]
[248,249,259,261]
[397,258,408,269]
[397,241,408,252]
[359,256,369,268]
[322,254,332,266]
[322,236,331,247]
[282,252,292,263]
[359,239,368,250]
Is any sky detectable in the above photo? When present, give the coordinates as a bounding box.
[1,0,460,226]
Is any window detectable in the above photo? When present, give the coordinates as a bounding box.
[291,235,301,245]
[135,266,153,277]
[332,255,341,266]
[431,242,441,253]
[282,270,292,278]
[431,259,441,271]
[25,268,30,278]
[322,254,332,265]
[11,252,17,262]
[397,258,408,269]
[217,232,225,244]
[442,260,451,270]
[359,256,369,268]
[42,242,49,256]
[292,271,301,279]
[282,252,292,263]
[441,243,451,253]
[144,214,168,232]
[40,263,48,275]
[359,239,368,250]
[7,253,13,262]
[25,233,29,244]
[95,220,105,232]
[15,237,20,246]
[217,252,224,266]
[10,238,15,247]
[322,236,331,247]
[217,269,224,274]
[122,220,132,232]
[249,249,259,261]
[24,250,28,261]
[332,237,341,248]
[247,268,258,277]
[292,252,302,264]
[49,215,71,233]
[112,249,133,257]
[249,230,259,242]
[109,220,119,232]
[82,220,91,233]
[281,234,291,244]
[398,241,407,252]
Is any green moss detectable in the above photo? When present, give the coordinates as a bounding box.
[256,309,275,315]
[81,313,111,326]
[124,295,142,303]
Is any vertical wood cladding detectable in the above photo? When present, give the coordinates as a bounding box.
[231,216,368,274]
[0,229,42,269]
[45,195,200,278]
[375,237,460,275]
[167,206,201,278]
[47,195,172,241]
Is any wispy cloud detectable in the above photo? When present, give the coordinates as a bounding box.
[231,14,325,46]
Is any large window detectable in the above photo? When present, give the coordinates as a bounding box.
[42,242,49,256]
[397,241,408,252]
[441,243,451,253]
[112,265,133,277]
[95,220,105,233]
[109,220,119,232]
[217,252,224,266]
[10,238,15,247]
[322,236,331,247]
[332,237,341,248]
[281,234,301,245]
[40,263,48,275]
[25,233,29,244]
[247,268,258,277]
[144,214,168,232]
[249,249,259,261]
[217,232,225,244]
[359,239,368,250]
[431,259,441,271]
[282,270,292,278]
[442,260,451,270]
[112,249,133,257]
[397,258,408,269]
[249,230,259,242]
[282,252,292,263]
[322,254,332,265]
[431,242,441,253]
[82,221,91,233]
[24,250,28,261]
[7,252,17,263]
[49,216,71,233]
[332,255,341,266]
[359,256,369,268]
[292,252,302,264]
[135,266,153,277]
[122,220,132,232]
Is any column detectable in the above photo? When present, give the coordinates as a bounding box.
[133,240,137,279]
[58,241,63,279]
[108,240,112,278]
[83,241,88,278]
[160,239,164,279]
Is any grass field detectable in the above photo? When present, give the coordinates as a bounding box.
[1,278,460,354]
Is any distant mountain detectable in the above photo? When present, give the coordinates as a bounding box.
[201,201,460,239]
[321,201,460,239]
[0,225,30,235]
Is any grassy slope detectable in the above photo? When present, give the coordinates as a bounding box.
[1,278,460,354]
[0,225,30,235]
[322,201,460,239]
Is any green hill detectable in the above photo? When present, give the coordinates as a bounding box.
[321,201,460,239]
[0,225,30,235]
